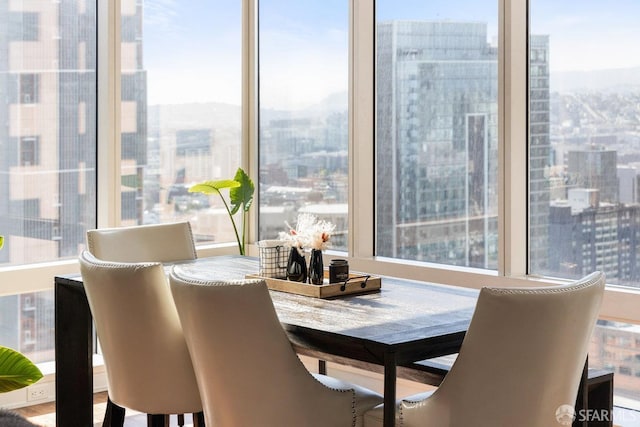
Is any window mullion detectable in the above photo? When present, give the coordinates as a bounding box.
[97,0,121,229]
[500,0,528,278]
[350,0,375,259]
[244,0,259,249]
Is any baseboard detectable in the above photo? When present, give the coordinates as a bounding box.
[0,356,108,410]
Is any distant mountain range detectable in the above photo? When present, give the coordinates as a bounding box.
[147,67,640,120]
[148,102,241,130]
[552,67,640,93]
[147,90,350,127]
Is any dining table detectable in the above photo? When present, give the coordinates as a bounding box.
[55,255,479,427]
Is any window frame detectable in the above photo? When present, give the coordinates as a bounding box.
[345,0,529,279]
[346,0,639,325]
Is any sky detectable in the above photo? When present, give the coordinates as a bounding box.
[530,0,640,72]
[142,0,242,106]
[141,0,640,107]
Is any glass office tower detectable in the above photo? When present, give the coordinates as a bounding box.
[376,21,499,268]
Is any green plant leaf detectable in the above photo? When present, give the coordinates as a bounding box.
[187,170,253,256]
[0,346,43,393]
[229,168,255,215]
[188,180,240,195]
[0,235,4,250]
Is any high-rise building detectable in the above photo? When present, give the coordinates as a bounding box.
[548,195,640,285]
[567,147,619,203]
[0,1,146,264]
[1,2,97,263]
[376,21,500,267]
[0,0,145,361]
[617,164,640,204]
[529,35,551,273]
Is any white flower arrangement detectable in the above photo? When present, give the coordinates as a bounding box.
[279,213,336,251]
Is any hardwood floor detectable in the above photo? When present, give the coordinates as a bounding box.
[12,391,105,426]
[11,394,640,426]
[10,392,196,427]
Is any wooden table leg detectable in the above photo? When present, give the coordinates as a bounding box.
[383,353,397,427]
[193,411,206,426]
[573,357,588,427]
[148,414,170,427]
[55,279,94,427]
[103,397,125,426]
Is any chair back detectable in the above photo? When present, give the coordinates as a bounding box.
[78,250,201,414]
[400,271,605,427]
[87,221,197,263]
[169,267,357,427]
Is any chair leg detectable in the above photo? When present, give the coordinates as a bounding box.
[147,414,169,427]
[103,397,126,427]
[177,414,185,426]
[192,412,206,427]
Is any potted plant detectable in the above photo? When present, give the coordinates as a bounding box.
[189,168,255,255]
[0,236,43,426]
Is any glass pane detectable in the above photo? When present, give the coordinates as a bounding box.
[376,2,499,268]
[121,0,242,246]
[0,0,96,366]
[591,320,640,411]
[258,0,349,251]
[530,0,640,409]
[529,2,640,285]
[0,291,54,364]
[0,1,97,266]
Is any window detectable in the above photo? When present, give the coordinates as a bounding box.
[375,1,499,268]
[1,0,640,412]
[257,0,349,250]
[120,0,242,241]
[19,137,39,166]
[529,0,640,285]
[19,74,39,104]
[530,0,640,406]
[0,1,97,364]
[3,4,96,261]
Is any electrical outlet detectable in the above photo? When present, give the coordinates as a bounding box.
[27,384,48,401]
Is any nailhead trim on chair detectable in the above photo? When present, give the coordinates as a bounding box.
[353,399,357,427]
[172,277,266,287]
[183,222,197,260]
[84,259,161,269]
[309,375,358,427]
[483,272,600,295]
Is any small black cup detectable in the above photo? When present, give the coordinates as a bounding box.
[329,259,349,283]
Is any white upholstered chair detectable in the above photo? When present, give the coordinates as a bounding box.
[364,271,605,427]
[78,251,204,427]
[169,268,384,427]
[86,221,197,263]
[85,221,199,426]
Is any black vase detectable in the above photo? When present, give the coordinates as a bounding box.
[308,249,324,285]
[286,246,307,282]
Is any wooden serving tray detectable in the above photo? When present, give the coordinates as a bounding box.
[246,271,381,299]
